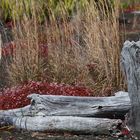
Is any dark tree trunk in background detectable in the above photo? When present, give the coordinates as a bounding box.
[121,40,140,135]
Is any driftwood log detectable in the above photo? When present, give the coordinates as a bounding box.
[121,40,140,135]
[0,91,130,134]
[0,91,130,119]
[0,116,122,134]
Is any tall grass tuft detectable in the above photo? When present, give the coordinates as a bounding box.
[7,2,48,85]
[3,0,125,95]
[83,0,125,95]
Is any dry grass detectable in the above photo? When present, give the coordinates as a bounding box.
[83,0,125,94]
[44,14,92,86]
[7,12,48,85]
[5,0,125,95]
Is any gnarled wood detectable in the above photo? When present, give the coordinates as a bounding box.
[27,91,130,119]
[121,40,140,134]
[0,91,130,119]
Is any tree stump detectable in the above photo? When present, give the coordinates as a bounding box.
[121,40,140,135]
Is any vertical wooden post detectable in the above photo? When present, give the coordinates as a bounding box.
[121,40,140,135]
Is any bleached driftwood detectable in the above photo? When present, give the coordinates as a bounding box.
[0,116,122,135]
[27,91,130,119]
[121,40,140,134]
[0,91,130,119]
[0,91,129,133]
[0,116,122,134]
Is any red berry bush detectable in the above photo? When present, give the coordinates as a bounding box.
[0,81,92,110]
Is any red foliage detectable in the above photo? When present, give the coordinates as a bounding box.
[2,42,16,57]
[2,42,48,58]
[0,81,92,110]
[121,128,130,136]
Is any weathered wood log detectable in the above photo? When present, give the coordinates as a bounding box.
[121,40,140,134]
[27,91,130,119]
[0,91,129,133]
[0,91,130,119]
[0,116,122,134]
